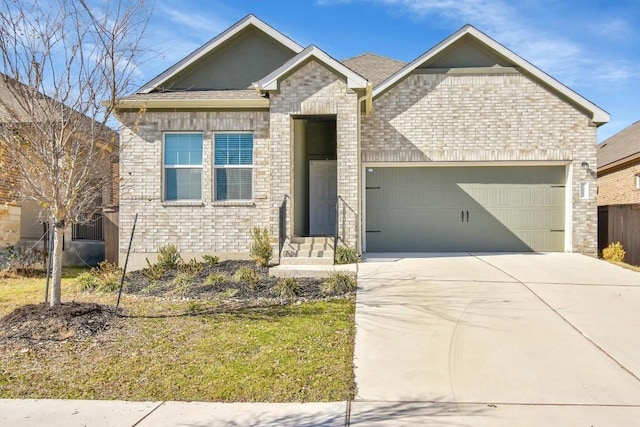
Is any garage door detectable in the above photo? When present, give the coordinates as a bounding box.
[365,166,565,252]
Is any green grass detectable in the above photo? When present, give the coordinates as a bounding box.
[0,272,356,402]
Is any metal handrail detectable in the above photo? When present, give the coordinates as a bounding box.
[278,196,288,258]
[333,196,340,264]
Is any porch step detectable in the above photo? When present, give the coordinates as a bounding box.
[279,256,334,266]
[280,236,335,265]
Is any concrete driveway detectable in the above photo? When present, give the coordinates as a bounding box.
[350,253,640,426]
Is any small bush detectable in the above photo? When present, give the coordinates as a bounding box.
[157,244,182,270]
[323,272,357,296]
[180,258,203,275]
[250,227,273,267]
[76,272,99,291]
[602,242,625,263]
[274,277,300,299]
[172,272,196,295]
[202,254,219,267]
[0,244,46,276]
[233,266,260,288]
[90,261,122,292]
[77,261,122,292]
[205,273,227,287]
[334,245,359,265]
[142,258,164,281]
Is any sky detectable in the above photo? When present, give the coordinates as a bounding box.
[135,0,640,142]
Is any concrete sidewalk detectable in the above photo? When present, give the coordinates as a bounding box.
[0,399,349,427]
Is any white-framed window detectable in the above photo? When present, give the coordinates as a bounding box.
[214,133,253,200]
[635,174,640,189]
[163,133,203,201]
[579,181,590,200]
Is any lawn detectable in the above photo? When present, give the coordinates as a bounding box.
[0,268,356,402]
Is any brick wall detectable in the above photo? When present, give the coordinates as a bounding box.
[118,110,271,269]
[362,72,598,255]
[269,60,360,250]
[597,162,640,206]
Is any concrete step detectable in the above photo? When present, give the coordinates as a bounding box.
[282,249,334,258]
[284,243,334,251]
[279,256,334,266]
[290,236,334,245]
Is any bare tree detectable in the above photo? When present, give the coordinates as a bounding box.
[0,0,150,306]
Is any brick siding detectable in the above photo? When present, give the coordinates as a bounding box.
[362,72,598,255]
[598,162,640,206]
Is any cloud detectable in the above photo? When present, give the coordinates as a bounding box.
[157,4,229,38]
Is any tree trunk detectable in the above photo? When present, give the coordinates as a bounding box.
[49,225,64,306]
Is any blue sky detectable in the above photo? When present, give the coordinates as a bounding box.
[138,0,640,142]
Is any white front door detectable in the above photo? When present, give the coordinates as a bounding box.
[309,160,337,235]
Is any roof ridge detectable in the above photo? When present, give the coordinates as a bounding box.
[342,52,406,64]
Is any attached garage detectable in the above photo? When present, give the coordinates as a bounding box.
[365,166,566,252]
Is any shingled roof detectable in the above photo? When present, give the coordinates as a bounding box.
[598,121,640,172]
[341,53,406,87]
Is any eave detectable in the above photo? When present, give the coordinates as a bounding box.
[113,98,270,110]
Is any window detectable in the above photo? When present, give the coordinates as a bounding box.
[214,133,253,200]
[579,181,590,200]
[636,174,640,189]
[164,133,203,200]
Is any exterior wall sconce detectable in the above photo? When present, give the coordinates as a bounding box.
[581,161,590,170]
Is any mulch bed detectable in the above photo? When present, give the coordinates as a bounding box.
[124,260,333,301]
[0,302,114,343]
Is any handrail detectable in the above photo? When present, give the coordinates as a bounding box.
[333,196,340,264]
[278,195,288,258]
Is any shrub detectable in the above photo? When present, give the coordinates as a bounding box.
[323,272,357,296]
[250,227,273,267]
[77,261,122,292]
[273,277,300,299]
[233,266,260,288]
[180,258,203,275]
[142,258,164,281]
[90,261,122,292]
[205,273,227,287]
[202,254,219,267]
[602,242,625,263]
[334,245,359,265]
[157,244,182,270]
[76,272,99,291]
[0,244,46,276]
[172,272,196,295]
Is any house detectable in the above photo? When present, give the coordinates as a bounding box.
[113,15,609,269]
[0,75,118,266]
[597,121,640,265]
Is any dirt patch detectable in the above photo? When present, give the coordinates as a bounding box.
[0,302,114,343]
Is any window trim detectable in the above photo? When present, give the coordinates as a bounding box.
[213,132,254,201]
[163,132,204,201]
[635,174,640,190]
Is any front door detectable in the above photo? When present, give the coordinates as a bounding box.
[309,160,337,235]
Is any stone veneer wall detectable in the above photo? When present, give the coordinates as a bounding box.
[118,110,271,269]
[0,204,20,247]
[361,73,598,255]
[597,162,640,206]
[269,60,360,250]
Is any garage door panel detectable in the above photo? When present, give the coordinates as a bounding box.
[365,167,566,252]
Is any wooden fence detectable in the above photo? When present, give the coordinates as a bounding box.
[103,209,119,264]
[598,204,640,266]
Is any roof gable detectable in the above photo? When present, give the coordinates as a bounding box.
[257,45,369,91]
[139,15,303,93]
[374,25,610,125]
[598,121,640,171]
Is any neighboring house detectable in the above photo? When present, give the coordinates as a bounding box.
[0,75,118,266]
[113,15,609,269]
[597,121,640,265]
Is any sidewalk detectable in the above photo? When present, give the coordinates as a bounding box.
[0,399,349,427]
